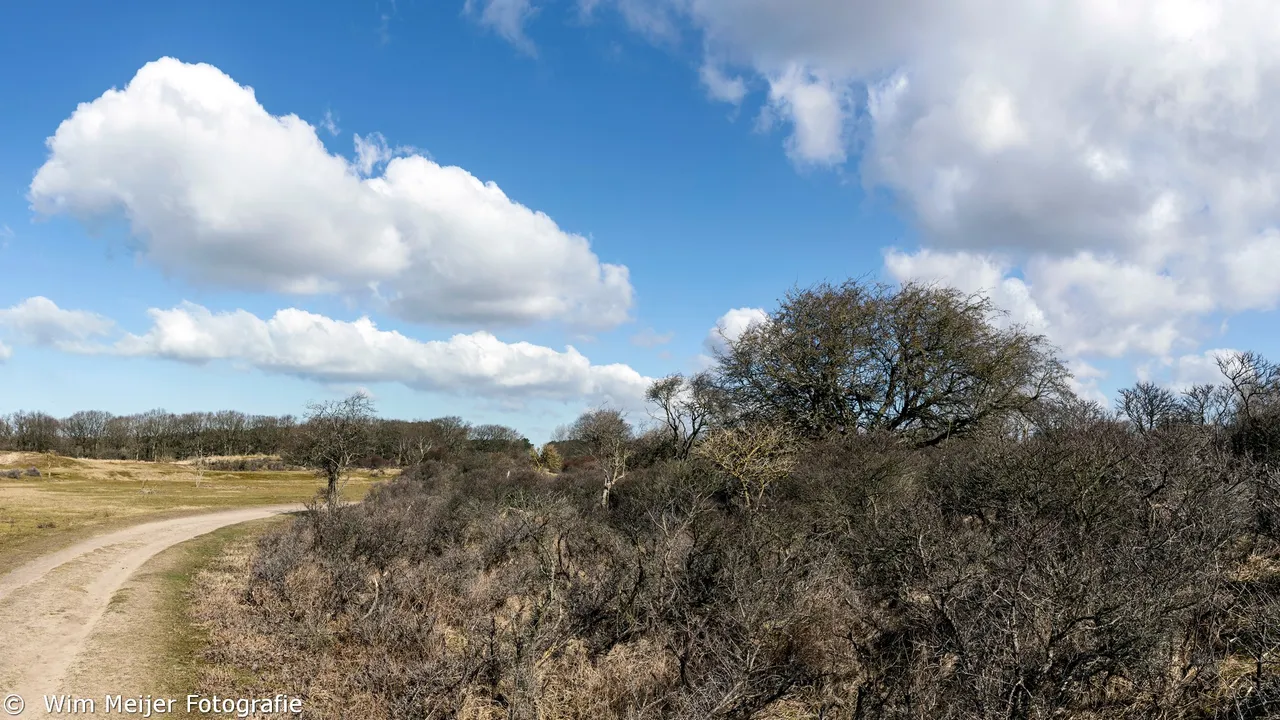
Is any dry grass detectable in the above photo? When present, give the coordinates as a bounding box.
[0,451,379,573]
[188,530,356,718]
[189,528,684,720]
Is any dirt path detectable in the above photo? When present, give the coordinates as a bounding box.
[0,506,299,718]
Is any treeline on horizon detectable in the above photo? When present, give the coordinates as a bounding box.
[180,280,1280,719]
[0,406,537,467]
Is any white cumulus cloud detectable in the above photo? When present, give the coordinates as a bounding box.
[0,296,115,351]
[0,297,651,408]
[28,58,632,330]
[579,0,1280,369]
[885,247,1221,359]
[766,65,849,166]
[704,307,768,357]
[112,303,653,406]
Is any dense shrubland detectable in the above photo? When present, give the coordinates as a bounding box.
[94,282,1280,716]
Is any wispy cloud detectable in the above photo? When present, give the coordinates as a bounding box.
[464,0,539,56]
[630,327,674,347]
[319,109,340,136]
[377,0,398,45]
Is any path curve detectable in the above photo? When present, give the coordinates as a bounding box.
[0,505,300,718]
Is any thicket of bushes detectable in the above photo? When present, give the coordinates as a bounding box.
[205,281,1280,718]
[213,422,1275,719]
[201,456,292,472]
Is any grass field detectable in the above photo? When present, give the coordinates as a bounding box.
[0,451,381,573]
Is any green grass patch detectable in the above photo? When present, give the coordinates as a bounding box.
[151,516,292,713]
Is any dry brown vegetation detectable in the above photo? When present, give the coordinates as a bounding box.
[188,280,1280,719]
[195,424,1280,719]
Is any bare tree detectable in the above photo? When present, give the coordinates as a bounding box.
[133,409,175,461]
[10,411,61,453]
[714,280,1068,445]
[1179,383,1234,427]
[247,414,293,455]
[175,412,210,459]
[549,423,571,443]
[389,417,467,466]
[210,410,248,456]
[1115,381,1179,432]
[1215,351,1280,472]
[60,410,111,457]
[645,371,723,459]
[127,413,147,460]
[570,407,633,508]
[297,392,376,502]
[428,416,471,449]
[1017,392,1116,437]
[1217,350,1280,423]
[104,415,134,459]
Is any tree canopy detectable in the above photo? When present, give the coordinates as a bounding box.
[712,280,1068,445]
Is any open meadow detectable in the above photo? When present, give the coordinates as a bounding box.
[0,451,379,573]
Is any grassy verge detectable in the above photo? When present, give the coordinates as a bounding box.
[153,516,291,715]
[0,451,378,574]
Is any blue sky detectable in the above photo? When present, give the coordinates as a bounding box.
[1,0,1278,442]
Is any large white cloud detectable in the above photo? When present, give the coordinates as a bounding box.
[884,249,1211,359]
[704,307,768,356]
[567,0,1280,367]
[121,304,652,406]
[2,297,651,408]
[0,297,115,352]
[29,58,633,329]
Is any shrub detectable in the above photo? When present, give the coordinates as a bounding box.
[212,420,1279,718]
[204,457,290,472]
[538,443,563,473]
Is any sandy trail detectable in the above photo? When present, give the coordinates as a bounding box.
[0,505,299,718]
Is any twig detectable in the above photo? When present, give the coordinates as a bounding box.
[360,574,381,621]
